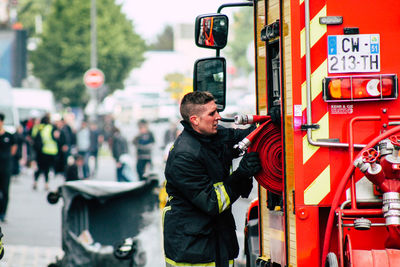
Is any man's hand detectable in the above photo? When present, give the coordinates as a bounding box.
[236,152,262,178]
[239,177,253,198]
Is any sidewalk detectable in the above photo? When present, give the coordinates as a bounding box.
[1,245,63,267]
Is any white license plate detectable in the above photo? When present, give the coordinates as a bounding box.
[327,34,380,73]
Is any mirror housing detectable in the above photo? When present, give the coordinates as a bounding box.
[195,14,228,49]
[193,57,226,112]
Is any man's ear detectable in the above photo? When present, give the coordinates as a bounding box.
[189,115,199,126]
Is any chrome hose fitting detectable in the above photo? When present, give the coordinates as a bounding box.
[354,217,371,230]
[234,115,253,125]
[233,138,251,156]
[383,192,400,225]
[353,157,370,173]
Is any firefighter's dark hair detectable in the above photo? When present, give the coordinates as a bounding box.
[0,113,4,122]
[180,91,215,122]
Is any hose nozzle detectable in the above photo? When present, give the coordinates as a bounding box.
[234,114,270,125]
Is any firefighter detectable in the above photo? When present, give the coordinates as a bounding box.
[163,91,261,267]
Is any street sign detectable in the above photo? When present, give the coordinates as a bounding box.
[83,68,105,89]
[327,34,380,73]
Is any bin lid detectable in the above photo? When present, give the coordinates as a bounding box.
[63,180,147,198]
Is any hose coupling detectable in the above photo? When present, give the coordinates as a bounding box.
[354,157,370,173]
[233,138,251,156]
[234,115,254,125]
[383,192,400,225]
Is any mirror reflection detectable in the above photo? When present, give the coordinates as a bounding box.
[194,58,226,111]
[196,14,228,49]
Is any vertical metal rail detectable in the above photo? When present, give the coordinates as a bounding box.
[216,2,254,58]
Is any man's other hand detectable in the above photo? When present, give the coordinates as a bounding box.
[236,152,262,178]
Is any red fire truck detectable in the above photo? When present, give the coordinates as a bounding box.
[193,0,400,266]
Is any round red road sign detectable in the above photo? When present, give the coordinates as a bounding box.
[83,68,105,89]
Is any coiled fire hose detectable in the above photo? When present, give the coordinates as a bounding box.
[234,115,283,195]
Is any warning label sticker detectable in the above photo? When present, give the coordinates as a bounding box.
[294,105,302,117]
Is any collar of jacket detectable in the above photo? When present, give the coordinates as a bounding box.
[180,120,219,144]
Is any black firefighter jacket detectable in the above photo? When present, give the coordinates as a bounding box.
[163,121,255,267]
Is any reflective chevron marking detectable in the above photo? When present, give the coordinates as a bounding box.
[304,165,331,205]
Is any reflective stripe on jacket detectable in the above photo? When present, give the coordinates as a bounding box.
[165,258,234,267]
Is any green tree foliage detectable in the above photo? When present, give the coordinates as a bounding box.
[28,0,146,106]
[225,8,254,76]
[149,25,174,51]
[17,0,54,36]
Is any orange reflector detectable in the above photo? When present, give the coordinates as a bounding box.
[323,74,397,102]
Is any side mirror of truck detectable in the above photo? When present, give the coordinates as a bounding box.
[195,14,229,49]
[193,57,226,112]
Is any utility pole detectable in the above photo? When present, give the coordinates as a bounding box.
[90,0,98,120]
[90,0,97,69]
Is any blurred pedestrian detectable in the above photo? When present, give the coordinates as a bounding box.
[54,119,68,175]
[32,114,59,191]
[28,116,42,168]
[0,113,16,222]
[61,114,77,150]
[89,122,103,176]
[64,154,86,182]
[111,127,129,182]
[76,121,90,179]
[118,154,135,182]
[60,118,76,171]
[132,119,155,180]
[163,121,179,149]
[11,125,25,176]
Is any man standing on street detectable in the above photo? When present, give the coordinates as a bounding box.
[132,119,155,180]
[111,127,129,182]
[163,91,261,267]
[0,113,16,222]
[76,120,91,179]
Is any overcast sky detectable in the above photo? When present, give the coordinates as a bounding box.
[118,0,240,41]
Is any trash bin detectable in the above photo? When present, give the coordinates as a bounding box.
[48,179,158,267]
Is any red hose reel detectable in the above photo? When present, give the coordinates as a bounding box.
[246,119,283,195]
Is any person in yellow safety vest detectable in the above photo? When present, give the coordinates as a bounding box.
[32,114,59,191]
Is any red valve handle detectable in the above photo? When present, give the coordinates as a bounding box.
[362,148,379,163]
[389,135,400,147]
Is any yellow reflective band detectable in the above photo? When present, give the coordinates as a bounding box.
[301,60,328,112]
[300,5,327,57]
[162,206,171,229]
[165,258,234,267]
[214,182,230,213]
